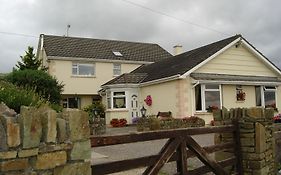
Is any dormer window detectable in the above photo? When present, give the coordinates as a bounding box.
[112,51,123,57]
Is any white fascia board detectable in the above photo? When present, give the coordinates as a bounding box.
[241,40,281,76]
[101,84,140,89]
[139,74,181,87]
[179,37,242,78]
[194,80,281,86]
[47,56,153,65]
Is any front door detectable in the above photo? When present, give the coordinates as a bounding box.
[131,95,139,119]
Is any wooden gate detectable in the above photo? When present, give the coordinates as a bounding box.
[91,122,242,175]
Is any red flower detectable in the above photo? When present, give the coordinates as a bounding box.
[144,95,152,106]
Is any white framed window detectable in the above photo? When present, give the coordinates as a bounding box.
[113,63,121,76]
[195,84,222,112]
[62,97,81,109]
[72,63,95,76]
[113,91,126,109]
[106,91,128,109]
[255,86,276,108]
[106,93,112,109]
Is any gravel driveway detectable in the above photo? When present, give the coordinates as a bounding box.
[92,126,215,175]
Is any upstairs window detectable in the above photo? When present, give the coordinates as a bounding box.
[72,63,95,76]
[256,86,276,108]
[113,63,121,76]
[195,84,221,112]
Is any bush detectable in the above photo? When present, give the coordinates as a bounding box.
[5,69,64,104]
[0,80,43,113]
[83,102,106,123]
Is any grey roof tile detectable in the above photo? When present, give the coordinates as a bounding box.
[132,34,241,83]
[42,35,172,62]
[103,73,148,86]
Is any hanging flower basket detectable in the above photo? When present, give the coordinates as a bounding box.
[236,91,246,101]
[144,95,152,106]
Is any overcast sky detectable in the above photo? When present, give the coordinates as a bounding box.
[0,0,280,73]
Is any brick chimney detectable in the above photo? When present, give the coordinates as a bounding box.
[173,45,183,55]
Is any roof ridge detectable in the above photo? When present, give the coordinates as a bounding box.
[42,34,159,46]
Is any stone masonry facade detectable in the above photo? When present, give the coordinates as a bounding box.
[214,107,275,175]
[0,103,91,175]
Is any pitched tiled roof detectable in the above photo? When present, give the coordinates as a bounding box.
[103,35,241,86]
[41,35,172,62]
[132,34,241,83]
[103,73,148,86]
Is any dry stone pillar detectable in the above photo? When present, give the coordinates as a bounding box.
[213,107,275,175]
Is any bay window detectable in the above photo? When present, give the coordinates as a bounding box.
[195,84,221,112]
[107,91,127,109]
[72,63,95,76]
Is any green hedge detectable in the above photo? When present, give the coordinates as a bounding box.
[0,80,43,113]
[5,69,63,104]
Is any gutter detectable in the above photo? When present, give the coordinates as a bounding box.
[101,83,140,89]
[47,56,153,65]
[193,80,281,86]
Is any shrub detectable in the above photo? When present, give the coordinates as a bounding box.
[0,80,43,113]
[83,102,106,123]
[5,69,64,104]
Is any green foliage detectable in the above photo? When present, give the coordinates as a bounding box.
[0,80,43,113]
[16,46,42,70]
[83,102,105,123]
[48,103,63,112]
[5,69,64,104]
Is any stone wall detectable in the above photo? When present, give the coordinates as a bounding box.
[273,123,281,171]
[0,103,91,175]
[213,107,275,175]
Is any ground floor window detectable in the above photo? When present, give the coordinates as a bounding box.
[255,86,276,108]
[92,95,101,104]
[106,91,127,109]
[113,92,126,108]
[195,84,221,112]
[62,97,81,109]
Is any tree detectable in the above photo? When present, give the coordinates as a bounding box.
[5,69,64,104]
[16,46,42,70]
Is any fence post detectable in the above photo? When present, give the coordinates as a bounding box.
[232,115,243,175]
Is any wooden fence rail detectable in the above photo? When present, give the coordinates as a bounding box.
[91,124,241,175]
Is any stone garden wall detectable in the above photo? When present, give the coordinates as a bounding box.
[214,107,275,175]
[0,103,91,175]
